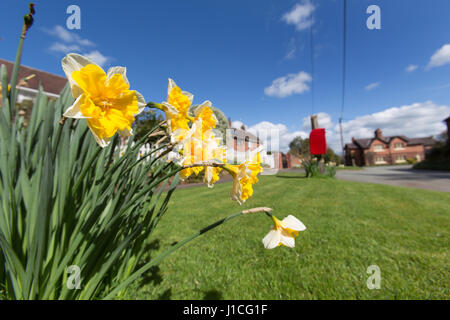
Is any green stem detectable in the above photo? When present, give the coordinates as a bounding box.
[51,120,65,162]
[104,210,249,299]
[145,102,164,111]
[9,4,35,116]
[9,33,25,117]
[72,147,103,194]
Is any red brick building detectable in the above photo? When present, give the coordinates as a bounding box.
[0,58,67,102]
[344,129,435,166]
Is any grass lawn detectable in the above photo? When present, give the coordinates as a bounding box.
[126,173,450,300]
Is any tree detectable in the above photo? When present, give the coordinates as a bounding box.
[132,109,164,142]
[289,137,311,160]
[289,136,342,164]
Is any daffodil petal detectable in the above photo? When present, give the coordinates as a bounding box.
[135,90,146,113]
[63,94,89,118]
[279,230,295,248]
[161,102,179,115]
[62,53,98,98]
[87,122,111,148]
[182,90,194,105]
[282,215,306,231]
[194,100,212,116]
[106,66,129,86]
[167,78,177,96]
[262,229,281,249]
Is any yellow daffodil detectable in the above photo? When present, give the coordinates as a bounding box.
[193,101,217,132]
[202,130,226,188]
[162,78,193,137]
[262,215,306,249]
[61,53,145,147]
[173,117,226,184]
[225,147,263,204]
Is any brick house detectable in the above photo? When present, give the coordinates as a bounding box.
[0,58,67,103]
[227,121,302,169]
[0,58,67,124]
[226,122,261,164]
[344,129,435,166]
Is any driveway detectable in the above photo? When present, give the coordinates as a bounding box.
[336,165,450,193]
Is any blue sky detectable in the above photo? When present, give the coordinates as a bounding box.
[1,0,450,152]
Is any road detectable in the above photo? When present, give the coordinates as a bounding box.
[336,165,450,193]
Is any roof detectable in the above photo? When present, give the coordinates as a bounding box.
[349,135,435,149]
[0,58,67,95]
[230,127,258,142]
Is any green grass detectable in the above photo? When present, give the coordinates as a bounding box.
[125,173,450,300]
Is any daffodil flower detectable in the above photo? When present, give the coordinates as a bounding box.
[225,147,263,204]
[162,78,193,137]
[193,100,217,132]
[262,215,306,249]
[61,53,145,147]
[202,130,226,188]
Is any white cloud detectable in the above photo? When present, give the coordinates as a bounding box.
[426,44,450,69]
[264,71,312,98]
[233,101,450,155]
[231,120,245,129]
[245,121,308,152]
[301,112,334,131]
[365,82,380,91]
[49,42,81,53]
[282,1,315,31]
[44,25,95,47]
[405,64,418,72]
[43,25,111,67]
[84,50,110,67]
[337,101,450,149]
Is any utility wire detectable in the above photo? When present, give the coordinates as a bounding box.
[309,0,315,116]
[339,0,347,154]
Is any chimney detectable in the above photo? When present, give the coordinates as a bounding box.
[241,124,246,131]
[374,129,383,139]
[351,137,356,144]
[228,117,232,127]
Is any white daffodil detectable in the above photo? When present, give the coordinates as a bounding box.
[262,215,306,249]
[61,53,146,147]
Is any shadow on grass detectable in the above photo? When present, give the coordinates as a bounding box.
[137,239,163,287]
[135,239,224,300]
[275,174,306,179]
[203,289,223,300]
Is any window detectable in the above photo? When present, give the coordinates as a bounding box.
[374,144,384,152]
[395,155,406,163]
[375,156,385,164]
[394,143,404,150]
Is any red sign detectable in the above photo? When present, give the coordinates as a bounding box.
[309,128,327,155]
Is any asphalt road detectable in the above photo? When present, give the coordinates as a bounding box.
[336,165,450,193]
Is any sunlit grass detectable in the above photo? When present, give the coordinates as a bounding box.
[127,174,450,299]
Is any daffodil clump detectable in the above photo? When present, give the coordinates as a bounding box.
[1,7,307,301]
[60,53,306,246]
